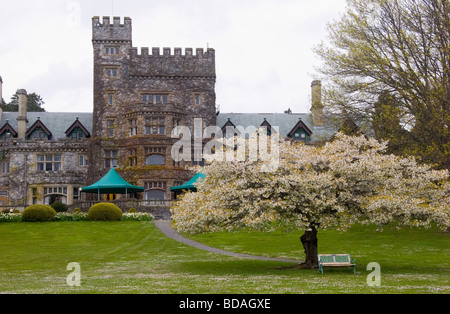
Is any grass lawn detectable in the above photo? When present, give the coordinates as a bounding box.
[0,221,448,294]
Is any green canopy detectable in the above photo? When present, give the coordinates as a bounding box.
[81,168,145,195]
[170,172,205,192]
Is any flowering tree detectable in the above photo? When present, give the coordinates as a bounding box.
[171,133,450,269]
[314,0,450,169]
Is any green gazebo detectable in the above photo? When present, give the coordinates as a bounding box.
[81,168,145,200]
[170,172,205,198]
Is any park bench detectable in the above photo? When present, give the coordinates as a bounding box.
[317,254,356,274]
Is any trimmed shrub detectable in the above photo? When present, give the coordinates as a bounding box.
[51,201,68,213]
[22,205,57,222]
[127,207,137,213]
[88,203,123,221]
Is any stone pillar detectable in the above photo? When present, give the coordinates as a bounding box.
[311,80,324,127]
[17,89,28,139]
[67,185,74,206]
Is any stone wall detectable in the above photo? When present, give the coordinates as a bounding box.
[0,139,89,207]
[129,47,216,78]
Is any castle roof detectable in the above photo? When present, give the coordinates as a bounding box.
[216,113,337,142]
[0,112,93,140]
[0,112,338,142]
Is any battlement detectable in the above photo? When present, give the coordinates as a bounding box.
[92,16,132,42]
[92,16,216,78]
[131,47,214,58]
[129,47,216,78]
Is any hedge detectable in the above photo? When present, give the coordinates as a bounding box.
[22,205,57,222]
[88,203,123,221]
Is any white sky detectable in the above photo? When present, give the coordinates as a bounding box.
[0,0,347,113]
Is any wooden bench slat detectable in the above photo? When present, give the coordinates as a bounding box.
[320,263,354,267]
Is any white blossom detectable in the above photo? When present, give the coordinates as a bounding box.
[171,133,450,234]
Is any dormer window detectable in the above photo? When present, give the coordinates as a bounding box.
[70,128,87,140]
[291,128,310,142]
[221,118,239,138]
[31,128,48,139]
[0,132,13,140]
[0,122,17,140]
[288,118,313,143]
[26,119,52,140]
[260,119,275,136]
[65,118,91,140]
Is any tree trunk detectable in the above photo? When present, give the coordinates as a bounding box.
[299,225,318,269]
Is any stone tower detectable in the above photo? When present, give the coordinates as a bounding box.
[88,16,217,201]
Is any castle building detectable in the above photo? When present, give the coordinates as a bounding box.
[0,17,336,211]
[0,88,91,208]
[87,16,217,202]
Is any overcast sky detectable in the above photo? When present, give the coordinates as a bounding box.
[0,0,347,113]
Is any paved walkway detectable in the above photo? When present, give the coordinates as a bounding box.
[154,220,301,264]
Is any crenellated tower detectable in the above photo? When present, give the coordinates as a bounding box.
[91,16,133,138]
[89,16,217,202]
[92,16,132,43]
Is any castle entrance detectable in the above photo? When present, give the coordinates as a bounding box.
[44,194,67,205]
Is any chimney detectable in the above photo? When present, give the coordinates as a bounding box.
[311,80,324,127]
[0,76,3,104]
[17,89,28,139]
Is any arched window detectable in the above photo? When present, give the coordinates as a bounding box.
[145,154,165,166]
[144,181,167,201]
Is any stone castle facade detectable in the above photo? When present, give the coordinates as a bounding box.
[88,16,217,201]
[0,16,334,210]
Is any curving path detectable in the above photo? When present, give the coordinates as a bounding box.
[154,220,301,264]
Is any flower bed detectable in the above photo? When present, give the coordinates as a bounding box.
[0,213,22,223]
[121,212,154,221]
[0,212,154,223]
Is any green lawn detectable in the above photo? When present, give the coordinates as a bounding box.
[0,221,448,294]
